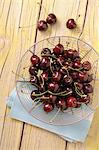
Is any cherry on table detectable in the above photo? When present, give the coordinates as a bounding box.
[46,13,57,24]
[49,95,57,104]
[41,71,49,81]
[37,20,48,31]
[86,74,93,83]
[66,19,76,29]
[73,61,82,69]
[78,71,88,82]
[63,75,73,85]
[70,71,78,80]
[67,49,74,59]
[75,82,83,90]
[56,99,67,110]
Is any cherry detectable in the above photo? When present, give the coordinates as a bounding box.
[86,74,93,83]
[51,61,61,71]
[57,55,65,65]
[46,13,57,24]
[48,82,59,92]
[64,50,68,58]
[78,95,90,104]
[82,61,91,71]
[70,71,78,80]
[53,44,64,55]
[40,57,50,70]
[29,66,38,75]
[44,103,54,112]
[49,95,57,104]
[60,68,68,75]
[73,56,81,62]
[56,99,67,110]
[30,90,39,100]
[39,84,46,92]
[52,71,62,82]
[67,96,77,107]
[73,61,82,69]
[75,82,83,90]
[30,55,40,66]
[66,19,76,29]
[65,87,73,96]
[67,49,74,59]
[63,60,73,68]
[41,48,51,55]
[73,50,79,59]
[63,75,73,85]
[83,84,93,94]
[37,20,48,31]
[41,72,49,81]
[78,72,88,82]
[30,75,38,84]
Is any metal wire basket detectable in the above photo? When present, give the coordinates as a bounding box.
[15,36,99,126]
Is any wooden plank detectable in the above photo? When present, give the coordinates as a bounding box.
[0,0,41,149]
[20,0,89,150]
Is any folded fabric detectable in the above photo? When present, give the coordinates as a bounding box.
[7,87,94,143]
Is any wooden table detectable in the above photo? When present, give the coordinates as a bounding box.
[0,0,99,149]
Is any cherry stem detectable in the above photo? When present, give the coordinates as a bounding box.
[41,54,57,60]
[68,66,83,72]
[49,59,54,73]
[74,82,87,97]
[49,108,60,123]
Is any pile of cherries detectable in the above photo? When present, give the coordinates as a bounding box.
[29,42,93,113]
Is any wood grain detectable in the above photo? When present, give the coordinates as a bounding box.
[0,0,99,150]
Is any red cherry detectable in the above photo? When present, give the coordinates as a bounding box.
[44,103,54,112]
[41,72,49,81]
[30,55,40,66]
[78,72,88,82]
[56,99,67,110]
[73,50,79,59]
[73,61,82,69]
[67,49,74,58]
[75,82,83,90]
[63,75,73,85]
[82,61,91,71]
[40,57,50,70]
[64,50,68,58]
[78,95,90,104]
[41,48,51,55]
[29,66,38,75]
[49,95,57,104]
[66,19,76,29]
[86,74,93,83]
[52,71,62,82]
[46,13,57,24]
[67,96,77,107]
[53,44,64,55]
[37,20,48,31]
[30,75,38,84]
[83,84,93,94]
[57,55,65,65]
[48,82,59,92]
[70,71,78,80]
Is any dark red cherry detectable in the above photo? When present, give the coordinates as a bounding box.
[63,75,73,85]
[73,50,79,59]
[53,44,64,55]
[30,55,40,66]
[30,90,39,100]
[67,96,77,107]
[82,61,91,71]
[29,66,38,75]
[78,95,90,104]
[73,61,82,69]
[67,49,74,58]
[48,82,59,92]
[75,82,83,90]
[41,48,51,55]
[37,20,48,31]
[73,56,81,62]
[57,55,65,65]
[64,50,68,58]
[63,60,73,68]
[41,72,49,81]
[40,57,50,70]
[83,84,93,94]
[46,13,57,24]
[30,75,38,84]
[86,74,93,83]
[78,72,88,82]
[49,95,57,104]
[52,71,62,82]
[56,99,67,110]
[70,71,78,80]
[60,68,68,75]
[39,84,46,92]
[44,103,54,112]
[66,19,76,29]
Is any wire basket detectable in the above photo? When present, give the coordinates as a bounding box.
[16,36,99,126]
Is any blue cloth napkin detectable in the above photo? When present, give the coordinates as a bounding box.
[7,87,94,143]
